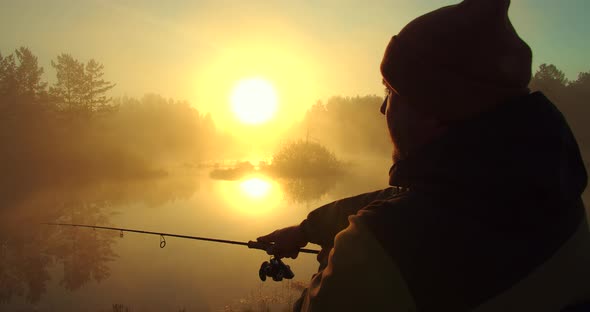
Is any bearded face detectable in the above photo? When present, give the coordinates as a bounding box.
[384,91,411,162]
[382,88,446,163]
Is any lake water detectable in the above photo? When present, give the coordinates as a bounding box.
[0,159,391,312]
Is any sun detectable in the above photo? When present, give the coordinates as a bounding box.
[230,78,278,125]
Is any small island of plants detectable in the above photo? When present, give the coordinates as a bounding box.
[209,140,343,180]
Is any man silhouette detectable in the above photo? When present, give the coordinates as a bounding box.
[258,0,590,310]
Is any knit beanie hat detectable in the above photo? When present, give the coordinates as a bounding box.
[380,0,532,122]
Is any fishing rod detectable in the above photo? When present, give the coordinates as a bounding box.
[44,222,320,254]
[44,222,320,281]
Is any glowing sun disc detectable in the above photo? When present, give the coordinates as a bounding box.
[230,78,278,124]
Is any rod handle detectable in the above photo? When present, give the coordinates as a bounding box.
[247,240,320,255]
[247,240,272,252]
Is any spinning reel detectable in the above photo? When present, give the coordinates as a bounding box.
[258,257,295,282]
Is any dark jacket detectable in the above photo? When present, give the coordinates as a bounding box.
[298,92,589,311]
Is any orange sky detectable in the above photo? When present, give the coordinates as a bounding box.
[1,0,588,135]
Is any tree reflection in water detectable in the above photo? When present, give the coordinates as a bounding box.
[52,202,118,291]
[279,176,338,204]
[0,199,117,303]
[0,174,199,304]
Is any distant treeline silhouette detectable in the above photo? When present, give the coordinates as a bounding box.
[287,95,392,159]
[0,47,229,205]
[528,64,590,159]
[288,64,590,167]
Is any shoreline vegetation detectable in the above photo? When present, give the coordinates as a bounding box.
[3,46,587,198]
[207,140,345,203]
[209,140,344,181]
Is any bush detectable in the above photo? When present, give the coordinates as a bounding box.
[270,140,342,178]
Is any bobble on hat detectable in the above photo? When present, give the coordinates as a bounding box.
[380,0,532,121]
[462,0,510,16]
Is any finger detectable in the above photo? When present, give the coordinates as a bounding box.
[262,246,300,259]
[257,231,277,243]
[271,246,293,259]
[287,251,299,259]
[273,246,288,258]
[266,245,276,256]
[277,247,298,259]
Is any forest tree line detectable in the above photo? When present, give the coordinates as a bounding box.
[0,47,230,205]
[1,46,589,205]
[529,64,590,157]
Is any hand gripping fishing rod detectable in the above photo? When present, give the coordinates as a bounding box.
[43,222,320,282]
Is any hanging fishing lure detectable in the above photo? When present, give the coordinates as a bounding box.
[43,222,319,282]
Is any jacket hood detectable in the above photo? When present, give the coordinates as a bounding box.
[389,92,587,202]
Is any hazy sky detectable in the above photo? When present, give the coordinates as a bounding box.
[1,0,588,131]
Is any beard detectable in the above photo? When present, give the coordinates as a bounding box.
[388,115,412,165]
[391,147,403,164]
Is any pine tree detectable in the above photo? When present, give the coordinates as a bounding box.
[50,54,116,117]
[84,59,116,113]
[14,47,47,99]
[50,53,86,114]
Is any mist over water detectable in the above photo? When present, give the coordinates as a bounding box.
[0,158,390,311]
[0,50,395,310]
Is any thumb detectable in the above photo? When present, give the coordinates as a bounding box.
[257,231,277,243]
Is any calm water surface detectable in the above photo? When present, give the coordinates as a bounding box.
[1,162,390,312]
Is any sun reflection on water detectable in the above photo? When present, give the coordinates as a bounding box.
[218,176,282,218]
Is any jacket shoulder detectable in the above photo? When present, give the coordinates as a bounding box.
[300,212,416,311]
